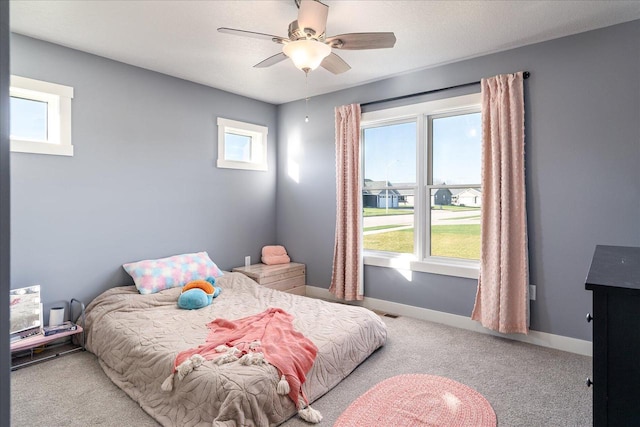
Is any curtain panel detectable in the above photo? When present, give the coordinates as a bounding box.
[471,72,529,334]
[330,103,363,301]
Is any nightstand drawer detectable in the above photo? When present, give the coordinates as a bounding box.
[233,262,306,295]
[265,275,305,291]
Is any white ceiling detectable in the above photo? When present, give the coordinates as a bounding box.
[9,1,640,105]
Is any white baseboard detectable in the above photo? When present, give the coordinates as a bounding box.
[304,285,592,357]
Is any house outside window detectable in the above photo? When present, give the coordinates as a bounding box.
[361,93,481,279]
[10,75,74,156]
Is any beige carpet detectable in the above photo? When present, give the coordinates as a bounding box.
[11,315,592,426]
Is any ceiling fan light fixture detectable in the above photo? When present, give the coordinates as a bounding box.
[283,39,331,72]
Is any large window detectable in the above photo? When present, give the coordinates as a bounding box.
[10,75,74,156]
[361,93,481,278]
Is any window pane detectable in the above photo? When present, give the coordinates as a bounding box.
[10,96,48,141]
[224,132,252,162]
[363,188,414,254]
[363,122,416,187]
[432,112,481,185]
[429,188,481,260]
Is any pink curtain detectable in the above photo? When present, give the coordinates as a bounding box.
[330,103,363,301]
[471,72,529,334]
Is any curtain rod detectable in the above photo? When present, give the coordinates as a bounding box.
[362,71,530,108]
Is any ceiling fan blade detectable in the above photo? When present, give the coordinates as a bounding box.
[297,0,329,36]
[218,27,288,44]
[254,52,288,68]
[326,32,396,50]
[321,52,351,74]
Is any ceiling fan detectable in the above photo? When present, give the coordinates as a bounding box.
[218,0,396,75]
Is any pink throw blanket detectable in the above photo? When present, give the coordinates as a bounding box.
[173,308,318,407]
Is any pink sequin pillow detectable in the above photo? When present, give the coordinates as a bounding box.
[123,251,224,295]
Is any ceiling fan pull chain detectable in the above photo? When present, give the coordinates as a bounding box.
[305,71,310,123]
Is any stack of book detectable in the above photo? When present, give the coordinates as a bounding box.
[43,321,77,337]
[10,326,42,342]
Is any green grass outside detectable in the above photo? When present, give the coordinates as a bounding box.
[432,224,480,259]
[364,207,414,217]
[363,224,480,260]
[364,228,415,253]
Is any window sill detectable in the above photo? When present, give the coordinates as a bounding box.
[216,159,267,171]
[364,253,479,279]
[11,139,73,157]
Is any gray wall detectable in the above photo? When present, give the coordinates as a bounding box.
[277,20,640,341]
[10,35,279,317]
[1,1,11,423]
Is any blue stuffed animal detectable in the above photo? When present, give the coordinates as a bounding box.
[177,277,222,310]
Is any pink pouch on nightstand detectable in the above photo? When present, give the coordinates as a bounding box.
[261,245,291,265]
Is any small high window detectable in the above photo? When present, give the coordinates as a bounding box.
[10,75,74,156]
[217,118,268,171]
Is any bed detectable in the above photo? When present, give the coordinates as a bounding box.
[84,271,387,426]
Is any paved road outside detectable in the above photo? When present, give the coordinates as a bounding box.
[364,209,480,235]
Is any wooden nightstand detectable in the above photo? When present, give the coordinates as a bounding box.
[233,262,305,295]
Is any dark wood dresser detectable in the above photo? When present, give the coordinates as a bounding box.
[585,245,640,426]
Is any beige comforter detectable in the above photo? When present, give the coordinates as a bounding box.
[84,272,387,426]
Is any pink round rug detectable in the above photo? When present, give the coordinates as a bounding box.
[334,374,497,427]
